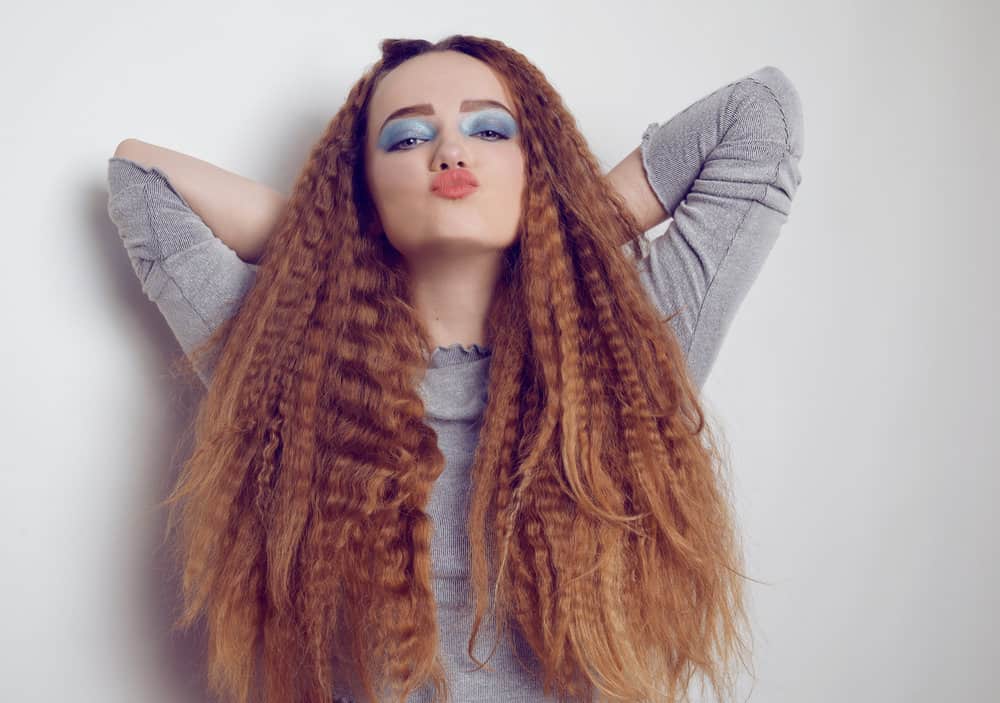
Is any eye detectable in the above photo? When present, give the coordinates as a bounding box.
[388,128,510,152]
[389,136,425,151]
[477,129,507,141]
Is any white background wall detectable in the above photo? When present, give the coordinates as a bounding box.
[2,0,996,701]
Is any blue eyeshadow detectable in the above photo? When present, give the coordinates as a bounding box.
[377,108,518,151]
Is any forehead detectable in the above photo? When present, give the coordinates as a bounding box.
[369,51,512,125]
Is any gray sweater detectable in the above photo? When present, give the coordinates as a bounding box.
[106,65,803,702]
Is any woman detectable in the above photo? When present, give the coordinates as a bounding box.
[106,35,804,703]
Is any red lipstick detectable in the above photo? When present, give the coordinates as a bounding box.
[431,169,479,199]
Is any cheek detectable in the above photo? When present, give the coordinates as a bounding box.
[372,161,409,199]
[368,153,425,205]
[367,158,426,237]
[504,155,526,201]
[489,148,525,192]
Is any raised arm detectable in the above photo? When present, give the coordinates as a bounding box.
[615,66,805,389]
[112,139,287,265]
[106,143,285,386]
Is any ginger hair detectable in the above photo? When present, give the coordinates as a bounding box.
[159,34,757,703]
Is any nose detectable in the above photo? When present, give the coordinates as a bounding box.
[432,129,470,171]
[437,157,466,170]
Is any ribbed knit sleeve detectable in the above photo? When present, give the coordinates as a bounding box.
[633,65,805,389]
[106,157,259,386]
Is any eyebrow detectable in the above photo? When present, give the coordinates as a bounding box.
[378,99,514,133]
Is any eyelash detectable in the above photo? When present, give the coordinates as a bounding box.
[388,128,509,152]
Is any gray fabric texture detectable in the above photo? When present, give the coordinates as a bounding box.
[105,64,803,702]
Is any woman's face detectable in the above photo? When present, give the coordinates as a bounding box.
[363,50,525,262]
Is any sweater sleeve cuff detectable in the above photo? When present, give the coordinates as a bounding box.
[637,73,737,219]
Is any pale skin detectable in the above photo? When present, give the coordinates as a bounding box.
[363,50,669,350]
[113,53,669,350]
[364,51,524,350]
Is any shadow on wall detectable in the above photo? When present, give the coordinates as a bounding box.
[92,178,219,702]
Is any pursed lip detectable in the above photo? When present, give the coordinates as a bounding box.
[431,169,479,198]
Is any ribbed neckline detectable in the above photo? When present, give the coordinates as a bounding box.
[420,345,493,421]
[427,342,492,369]
[433,342,491,355]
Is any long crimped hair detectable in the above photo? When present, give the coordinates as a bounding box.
[160,34,757,703]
